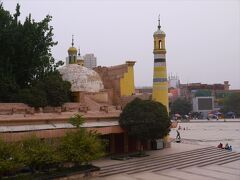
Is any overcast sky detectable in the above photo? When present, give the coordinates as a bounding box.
[2,0,240,89]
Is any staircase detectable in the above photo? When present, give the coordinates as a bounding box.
[98,147,240,179]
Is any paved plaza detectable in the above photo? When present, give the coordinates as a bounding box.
[92,143,240,180]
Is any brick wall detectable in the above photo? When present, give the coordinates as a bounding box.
[94,64,128,105]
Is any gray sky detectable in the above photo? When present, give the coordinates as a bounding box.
[2,0,240,89]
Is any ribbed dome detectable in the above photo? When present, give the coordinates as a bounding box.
[59,64,104,92]
[68,47,77,54]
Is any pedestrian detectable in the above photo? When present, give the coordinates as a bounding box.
[217,143,223,149]
[176,130,181,139]
[224,143,229,150]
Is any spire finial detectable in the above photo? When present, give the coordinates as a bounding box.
[71,35,74,47]
[158,14,161,30]
[78,46,81,56]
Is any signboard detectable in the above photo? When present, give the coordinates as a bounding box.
[198,98,213,110]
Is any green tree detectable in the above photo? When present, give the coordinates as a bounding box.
[0,139,23,175]
[16,87,47,108]
[170,98,192,116]
[119,98,171,149]
[0,3,71,107]
[69,114,85,128]
[59,130,105,166]
[19,136,59,172]
[221,93,240,116]
[0,77,19,102]
[0,3,57,89]
[43,71,71,107]
[59,114,105,166]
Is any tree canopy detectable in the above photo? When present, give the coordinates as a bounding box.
[119,98,171,141]
[170,98,192,116]
[0,3,71,107]
[0,3,56,88]
[221,93,240,116]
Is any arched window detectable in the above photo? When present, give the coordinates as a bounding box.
[69,56,71,63]
[159,40,162,49]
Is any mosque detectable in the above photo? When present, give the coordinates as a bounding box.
[0,18,169,154]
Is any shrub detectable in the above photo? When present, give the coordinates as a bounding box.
[19,136,59,172]
[59,129,105,166]
[119,98,171,149]
[0,139,23,175]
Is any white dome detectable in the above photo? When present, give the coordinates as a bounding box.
[59,64,104,92]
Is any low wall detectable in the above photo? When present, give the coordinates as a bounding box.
[0,126,124,142]
[0,103,34,115]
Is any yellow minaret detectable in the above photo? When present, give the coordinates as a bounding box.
[152,16,169,112]
[68,35,78,64]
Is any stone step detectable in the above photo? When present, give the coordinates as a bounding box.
[100,148,231,176]
[100,148,220,175]
[100,147,217,172]
[128,150,238,174]
[159,169,216,180]
[100,146,214,169]
[216,157,240,166]
[197,156,240,167]
[182,166,240,180]
[171,152,240,169]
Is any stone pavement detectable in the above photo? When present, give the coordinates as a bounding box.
[92,143,240,180]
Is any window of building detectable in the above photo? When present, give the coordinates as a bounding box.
[159,40,162,49]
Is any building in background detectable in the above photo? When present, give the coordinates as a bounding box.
[168,74,180,89]
[83,53,97,69]
[192,96,214,118]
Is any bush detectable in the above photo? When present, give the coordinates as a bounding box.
[0,139,23,176]
[19,136,59,172]
[59,114,105,166]
[119,98,171,151]
[59,129,105,166]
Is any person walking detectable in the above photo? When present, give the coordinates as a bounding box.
[176,130,181,139]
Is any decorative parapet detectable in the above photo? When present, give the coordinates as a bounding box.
[100,105,109,113]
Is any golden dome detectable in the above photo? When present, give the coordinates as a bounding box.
[68,46,77,54]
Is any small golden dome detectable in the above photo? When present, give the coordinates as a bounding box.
[68,47,77,54]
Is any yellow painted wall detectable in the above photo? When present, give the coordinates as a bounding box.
[152,86,169,112]
[152,34,169,112]
[120,65,135,96]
